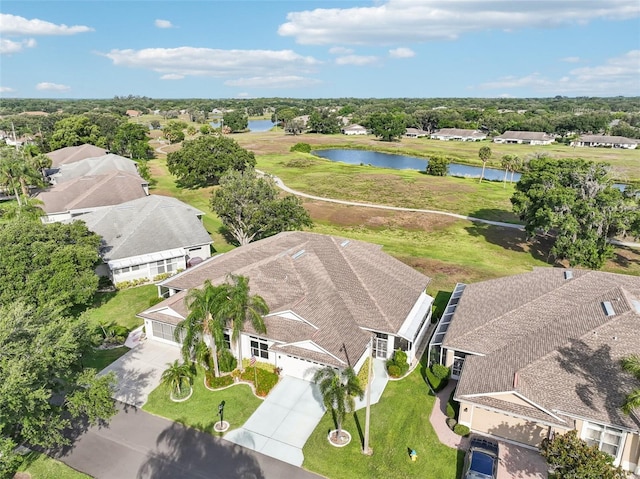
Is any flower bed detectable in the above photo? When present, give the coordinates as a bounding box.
[239,367,279,397]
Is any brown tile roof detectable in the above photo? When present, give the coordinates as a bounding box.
[140,231,430,368]
[37,171,148,214]
[448,268,640,431]
[47,144,109,167]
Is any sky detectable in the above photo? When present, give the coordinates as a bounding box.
[1,1,639,99]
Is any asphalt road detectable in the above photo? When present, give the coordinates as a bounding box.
[53,402,325,479]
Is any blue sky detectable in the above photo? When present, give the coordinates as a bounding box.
[1,1,639,99]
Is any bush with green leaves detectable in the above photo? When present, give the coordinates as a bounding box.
[426,155,450,176]
[290,142,312,153]
[453,424,470,437]
[218,348,237,373]
[432,363,450,380]
[387,364,401,378]
[386,349,409,377]
[205,371,234,389]
[356,357,371,389]
[240,367,279,396]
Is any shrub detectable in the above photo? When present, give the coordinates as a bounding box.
[148,296,164,307]
[446,401,456,419]
[240,367,279,396]
[387,364,401,378]
[153,272,172,282]
[205,371,233,389]
[241,359,275,373]
[426,155,450,176]
[115,278,150,290]
[447,389,460,419]
[290,142,312,153]
[425,368,444,391]
[356,357,371,389]
[453,424,470,437]
[446,417,457,430]
[432,363,450,380]
[218,348,237,373]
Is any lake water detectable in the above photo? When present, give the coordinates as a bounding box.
[312,148,520,182]
[248,119,274,132]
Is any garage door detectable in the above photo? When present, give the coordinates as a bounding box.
[277,354,324,381]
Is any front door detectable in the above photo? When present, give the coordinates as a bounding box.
[374,337,388,359]
[451,356,465,379]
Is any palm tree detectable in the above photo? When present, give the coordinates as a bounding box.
[509,155,522,184]
[0,196,44,220]
[0,151,23,205]
[501,154,514,187]
[217,274,268,370]
[478,146,492,183]
[161,360,194,398]
[313,366,364,441]
[621,355,640,415]
[176,280,227,377]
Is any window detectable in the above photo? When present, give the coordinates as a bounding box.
[151,257,179,276]
[250,336,269,359]
[583,423,624,459]
[223,333,231,350]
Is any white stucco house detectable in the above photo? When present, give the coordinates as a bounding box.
[341,124,368,135]
[431,128,487,141]
[138,232,434,380]
[571,135,638,149]
[493,131,555,145]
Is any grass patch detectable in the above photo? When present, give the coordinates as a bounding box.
[82,284,158,330]
[143,367,262,435]
[16,451,90,479]
[82,346,129,371]
[302,363,464,479]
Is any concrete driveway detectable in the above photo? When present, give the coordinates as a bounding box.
[498,441,548,479]
[98,340,181,408]
[225,377,326,467]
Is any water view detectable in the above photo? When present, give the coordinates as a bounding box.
[312,149,520,182]
[248,119,274,132]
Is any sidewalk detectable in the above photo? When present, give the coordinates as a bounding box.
[429,380,467,449]
[354,358,389,410]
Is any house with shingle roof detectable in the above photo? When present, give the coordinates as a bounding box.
[47,144,110,167]
[430,128,486,141]
[138,231,434,380]
[430,268,640,473]
[48,154,139,185]
[493,130,555,145]
[341,124,368,135]
[76,195,212,284]
[36,171,149,223]
[571,135,638,149]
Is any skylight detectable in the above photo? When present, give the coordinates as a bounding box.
[340,240,350,247]
[564,270,573,280]
[602,301,615,317]
[292,249,305,260]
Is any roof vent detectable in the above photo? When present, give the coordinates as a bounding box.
[340,240,350,247]
[292,249,305,260]
[602,301,615,317]
[632,300,640,313]
[564,270,573,280]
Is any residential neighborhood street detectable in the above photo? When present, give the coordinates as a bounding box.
[53,402,325,479]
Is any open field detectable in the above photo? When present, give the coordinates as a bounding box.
[16,452,91,479]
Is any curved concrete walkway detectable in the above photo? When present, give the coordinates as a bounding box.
[259,170,640,249]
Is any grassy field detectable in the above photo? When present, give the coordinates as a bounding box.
[143,368,263,436]
[16,452,91,479]
[82,346,129,371]
[302,362,463,479]
[82,284,158,330]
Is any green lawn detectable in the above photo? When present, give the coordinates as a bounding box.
[143,368,263,436]
[303,364,464,479]
[16,452,91,479]
[82,284,158,331]
[82,346,129,371]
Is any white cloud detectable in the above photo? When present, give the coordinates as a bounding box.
[160,73,184,80]
[224,75,321,89]
[335,55,378,66]
[102,47,321,81]
[36,82,70,91]
[236,92,253,98]
[0,13,93,36]
[329,46,353,55]
[479,50,640,95]
[561,56,581,63]
[155,19,174,29]
[278,0,639,45]
[389,47,415,58]
[0,38,36,54]
[0,86,15,93]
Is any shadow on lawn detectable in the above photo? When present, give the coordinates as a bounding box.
[610,245,640,269]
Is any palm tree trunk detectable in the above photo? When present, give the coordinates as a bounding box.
[502,168,508,187]
[479,162,486,183]
[211,339,220,377]
[237,336,244,372]
[13,186,21,206]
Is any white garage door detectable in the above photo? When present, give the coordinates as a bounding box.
[277,354,324,381]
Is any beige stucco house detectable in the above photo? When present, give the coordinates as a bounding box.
[570,135,638,149]
[430,268,640,473]
[430,128,487,141]
[493,130,555,145]
[138,232,434,381]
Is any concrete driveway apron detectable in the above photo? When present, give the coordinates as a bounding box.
[225,377,326,467]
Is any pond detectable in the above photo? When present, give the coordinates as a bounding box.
[312,148,520,182]
[248,119,274,133]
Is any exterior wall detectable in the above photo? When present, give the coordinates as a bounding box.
[112,255,188,284]
[621,433,640,473]
[186,244,211,261]
[42,212,72,223]
[470,406,548,447]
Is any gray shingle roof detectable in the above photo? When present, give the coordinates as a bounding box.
[37,171,149,214]
[578,135,638,144]
[432,128,486,139]
[447,268,640,431]
[495,131,555,141]
[77,195,211,262]
[50,154,138,184]
[47,144,109,167]
[140,231,431,368]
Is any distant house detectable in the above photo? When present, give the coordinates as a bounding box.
[37,171,149,223]
[293,115,310,127]
[47,154,139,185]
[126,110,142,118]
[405,128,428,138]
[77,195,213,284]
[47,144,110,168]
[430,268,640,474]
[431,128,486,141]
[571,135,638,149]
[138,232,434,381]
[493,131,555,145]
[341,124,368,135]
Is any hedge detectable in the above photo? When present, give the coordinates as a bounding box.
[240,367,279,397]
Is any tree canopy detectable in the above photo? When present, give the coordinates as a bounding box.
[540,430,626,479]
[0,220,101,313]
[366,112,406,141]
[111,122,153,159]
[167,135,256,188]
[620,355,640,416]
[0,302,116,473]
[210,168,312,245]
[511,158,640,269]
[222,110,248,133]
[308,110,341,134]
[49,115,108,150]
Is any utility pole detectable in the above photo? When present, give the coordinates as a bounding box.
[363,334,374,455]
